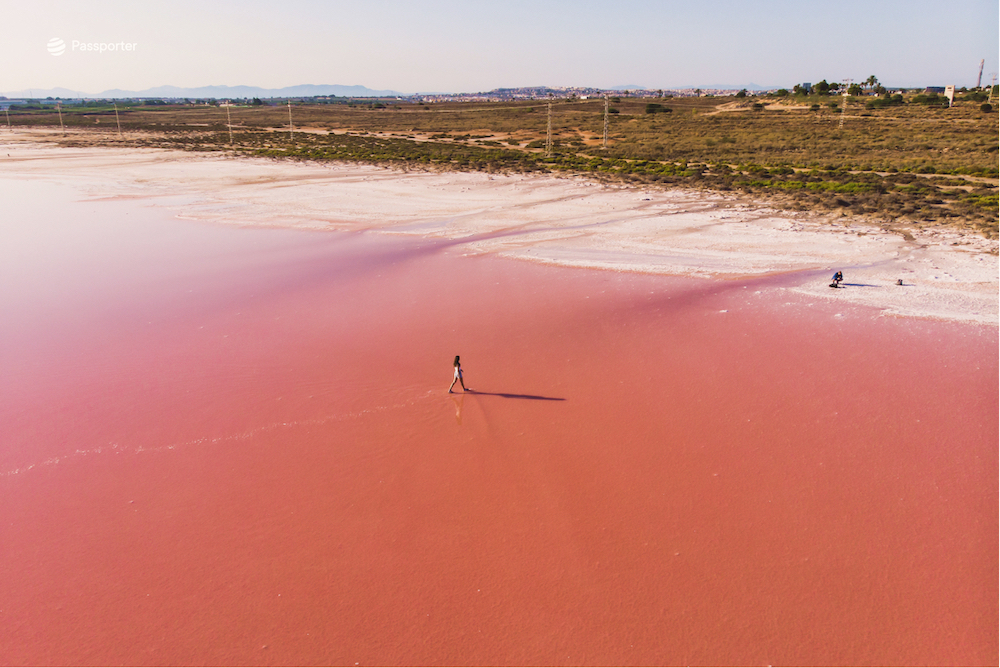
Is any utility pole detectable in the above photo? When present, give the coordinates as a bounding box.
[56,102,64,134]
[603,96,609,149]
[288,101,294,141]
[226,101,234,145]
[838,78,852,130]
[545,101,552,158]
[989,74,997,104]
[113,102,123,139]
[5,107,10,130]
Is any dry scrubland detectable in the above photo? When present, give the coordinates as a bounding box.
[8,93,998,238]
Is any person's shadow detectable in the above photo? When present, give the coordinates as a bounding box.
[462,390,565,401]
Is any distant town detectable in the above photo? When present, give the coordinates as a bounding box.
[0,82,986,108]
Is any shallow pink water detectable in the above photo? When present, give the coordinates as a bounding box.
[1,179,997,665]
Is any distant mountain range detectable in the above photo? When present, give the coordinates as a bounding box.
[0,84,405,99]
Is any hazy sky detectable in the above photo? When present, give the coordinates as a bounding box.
[5,0,999,94]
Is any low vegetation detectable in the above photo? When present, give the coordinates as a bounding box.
[7,87,998,237]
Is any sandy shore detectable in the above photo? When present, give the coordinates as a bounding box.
[1,136,996,325]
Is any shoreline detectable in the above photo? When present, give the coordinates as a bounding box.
[1,137,996,325]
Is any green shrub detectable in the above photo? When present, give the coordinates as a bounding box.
[910,93,946,106]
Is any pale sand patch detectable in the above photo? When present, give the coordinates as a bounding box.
[1,139,996,324]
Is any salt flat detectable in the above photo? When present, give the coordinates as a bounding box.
[2,139,995,324]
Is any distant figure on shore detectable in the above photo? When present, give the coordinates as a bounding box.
[896,279,904,286]
[449,355,469,393]
[830,271,843,288]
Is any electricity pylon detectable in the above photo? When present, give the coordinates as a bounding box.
[545,102,552,157]
[603,97,609,149]
[838,79,852,130]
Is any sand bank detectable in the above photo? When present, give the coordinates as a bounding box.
[1,138,996,324]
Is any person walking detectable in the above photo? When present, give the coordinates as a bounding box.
[449,355,469,393]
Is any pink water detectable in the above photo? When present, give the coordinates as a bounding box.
[1,179,996,665]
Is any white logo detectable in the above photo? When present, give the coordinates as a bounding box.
[46,37,138,56]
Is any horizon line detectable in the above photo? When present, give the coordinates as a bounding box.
[1,80,972,101]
